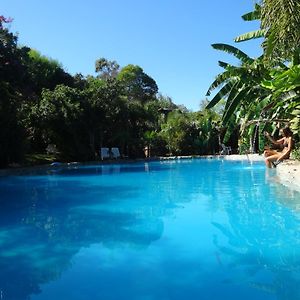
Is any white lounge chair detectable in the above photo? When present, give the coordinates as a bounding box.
[220,144,232,155]
[100,147,110,160]
[111,147,120,159]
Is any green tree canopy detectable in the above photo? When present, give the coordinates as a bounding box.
[95,57,120,80]
[117,64,158,103]
[26,49,74,95]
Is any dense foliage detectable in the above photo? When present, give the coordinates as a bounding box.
[0,17,222,167]
[2,0,300,167]
[206,0,300,154]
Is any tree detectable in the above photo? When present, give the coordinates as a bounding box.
[206,44,270,124]
[32,85,85,160]
[261,65,300,138]
[117,65,158,103]
[26,49,74,96]
[83,76,123,156]
[207,2,300,152]
[260,0,300,61]
[234,2,300,139]
[205,42,280,152]
[235,1,300,62]
[234,4,266,44]
[0,16,29,166]
[95,58,120,80]
[159,109,220,156]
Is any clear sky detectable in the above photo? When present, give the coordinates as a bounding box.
[2,0,262,111]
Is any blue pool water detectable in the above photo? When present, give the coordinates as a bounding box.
[0,159,300,300]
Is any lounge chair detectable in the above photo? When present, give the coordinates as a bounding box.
[100,147,110,160]
[220,144,232,155]
[111,147,120,159]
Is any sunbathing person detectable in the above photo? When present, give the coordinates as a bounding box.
[264,126,294,168]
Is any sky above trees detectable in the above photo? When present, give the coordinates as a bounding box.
[2,0,262,111]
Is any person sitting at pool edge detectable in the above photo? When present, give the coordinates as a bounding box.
[264,126,294,168]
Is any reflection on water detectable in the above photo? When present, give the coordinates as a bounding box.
[0,160,300,299]
[210,162,300,300]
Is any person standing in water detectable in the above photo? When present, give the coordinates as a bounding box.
[264,126,294,168]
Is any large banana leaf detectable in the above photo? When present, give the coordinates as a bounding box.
[211,43,254,64]
[241,4,261,21]
[206,70,233,96]
[218,61,230,69]
[291,103,300,133]
[206,82,235,109]
[262,65,300,94]
[222,87,251,124]
[235,29,266,43]
[263,31,277,58]
[223,81,243,113]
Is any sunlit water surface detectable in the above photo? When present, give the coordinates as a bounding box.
[1,159,300,300]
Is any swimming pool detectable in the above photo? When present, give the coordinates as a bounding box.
[0,159,300,299]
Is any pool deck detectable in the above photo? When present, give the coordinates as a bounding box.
[159,153,264,161]
[275,160,300,193]
[228,155,300,193]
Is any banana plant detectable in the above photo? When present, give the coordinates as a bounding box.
[234,3,267,43]
[261,64,300,136]
[206,44,270,125]
[235,1,300,63]
[207,2,300,147]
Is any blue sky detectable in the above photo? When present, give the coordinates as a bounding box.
[2,0,262,111]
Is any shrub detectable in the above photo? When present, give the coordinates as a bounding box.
[291,143,300,161]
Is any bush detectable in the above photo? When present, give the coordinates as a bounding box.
[291,142,300,160]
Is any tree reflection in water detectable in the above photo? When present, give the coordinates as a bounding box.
[211,164,300,300]
[0,163,171,299]
[1,160,300,299]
